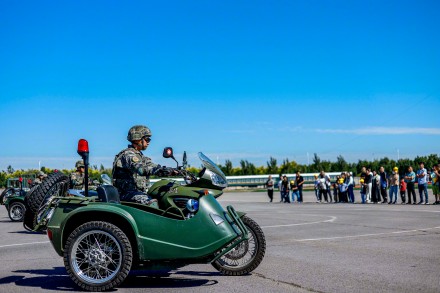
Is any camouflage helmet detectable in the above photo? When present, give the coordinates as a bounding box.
[127,125,152,142]
[75,160,85,168]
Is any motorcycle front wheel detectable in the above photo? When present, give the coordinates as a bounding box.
[212,216,266,276]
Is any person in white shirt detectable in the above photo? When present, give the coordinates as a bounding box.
[416,162,429,204]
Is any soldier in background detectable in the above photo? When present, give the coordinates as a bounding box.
[112,125,177,207]
[33,171,47,185]
[70,160,86,190]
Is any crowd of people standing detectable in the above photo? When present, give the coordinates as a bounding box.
[266,162,440,205]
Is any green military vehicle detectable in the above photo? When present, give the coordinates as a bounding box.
[24,140,266,291]
[0,176,34,221]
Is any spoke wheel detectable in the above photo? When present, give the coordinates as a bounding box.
[8,202,26,222]
[213,216,266,276]
[64,221,132,291]
[23,172,69,231]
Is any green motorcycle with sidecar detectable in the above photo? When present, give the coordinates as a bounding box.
[24,139,266,291]
[1,177,34,221]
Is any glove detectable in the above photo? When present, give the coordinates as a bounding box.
[154,166,175,177]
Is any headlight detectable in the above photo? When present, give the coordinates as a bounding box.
[186,199,199,212]
[209,171,228,188]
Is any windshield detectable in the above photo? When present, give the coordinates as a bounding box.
[198,152,227,182]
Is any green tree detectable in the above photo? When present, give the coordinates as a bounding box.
[266,157,278,174]
[311,153,322,172]
[333,155,348,172]
[220,160,233,176]
[7,165,14,174]
[0,171,7,187]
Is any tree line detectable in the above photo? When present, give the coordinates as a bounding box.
[1,153,439,187]
[217,153,440,177]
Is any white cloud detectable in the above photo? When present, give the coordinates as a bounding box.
[315,127,440,135]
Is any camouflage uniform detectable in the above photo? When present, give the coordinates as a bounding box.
[70,172,85,190]
[112,145,159,203]
[33,171,46,186]
[70,160,86,190]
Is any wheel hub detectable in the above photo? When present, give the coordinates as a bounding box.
[87,248,107,267]
[224,240,249,260]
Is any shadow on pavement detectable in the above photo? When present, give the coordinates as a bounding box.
[0,267,219,291]
[0,267,76,291]
[121,274,218,289]
[8,230,45,234]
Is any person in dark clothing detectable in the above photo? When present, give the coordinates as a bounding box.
[379,166,388,203]
[333,176,340,203]
[404,166,416,204]
[318,171,329,202]
[371,170,379,203]
[295,171,305,202]
[266,175,274,202]
[338,173,348,202]
[281,176,290,203]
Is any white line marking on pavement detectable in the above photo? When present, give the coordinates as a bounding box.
[0,241,50,249]
[294,226,440,242]
[261,216,337,228]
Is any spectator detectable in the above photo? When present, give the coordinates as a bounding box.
[295,171,304,203]
[431,164,439,205]
[388,167,399,204]
[333,175,340,203]
[290,179,300,203]
[318,171,329,203]
[371,170,380,203]
[281,175,290,203]
[360,178,366,204]
[266,175,274,202]
[313,174,320,203]
[404,166,416,204]
[379,166,388,204]
[399,178,407,204]
[339,173,348,202]
[416,162,429,204]
[365,168,373,203]
[325,172,332,202]
[346,172,355,203]
[278,175,283,202]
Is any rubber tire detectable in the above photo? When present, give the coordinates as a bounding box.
[212,216,266,276]
[8,202,26,222]
[0,188,15,204]
[23,172,69,231]
[64,221,133,291]
[25,172,69,212]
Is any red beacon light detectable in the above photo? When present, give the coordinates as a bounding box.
[19,177,23,183]
[77,139,89,154]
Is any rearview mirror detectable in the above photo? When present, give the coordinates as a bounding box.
[163,147,179,167]
[163,147,174,159]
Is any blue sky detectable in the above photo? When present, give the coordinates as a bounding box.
[0,0,439,170]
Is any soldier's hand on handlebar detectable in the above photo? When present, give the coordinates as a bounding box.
[154,166,179,177]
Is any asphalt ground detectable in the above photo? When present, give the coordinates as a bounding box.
[0,190,439,293]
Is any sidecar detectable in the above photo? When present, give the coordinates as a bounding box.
[25,140,265,291]
[1,188,27,222]
[43,184,249,291]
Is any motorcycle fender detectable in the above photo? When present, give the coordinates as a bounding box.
[48,204,140,257]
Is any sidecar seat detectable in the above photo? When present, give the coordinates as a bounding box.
[97,185,120,204]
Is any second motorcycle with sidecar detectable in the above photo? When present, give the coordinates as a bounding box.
[24,139,266,291]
